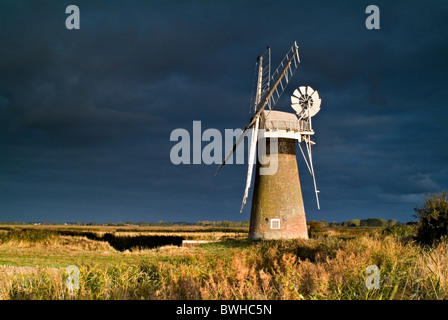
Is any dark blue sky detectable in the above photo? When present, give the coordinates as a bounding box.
[1,0,447,223]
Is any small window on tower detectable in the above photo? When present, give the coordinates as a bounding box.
[270,219,280,229]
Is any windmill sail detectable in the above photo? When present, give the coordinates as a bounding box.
[240,49,267,212]
[250,47,271,114]
[293,85,322,210]
[298,138,320,209]
[215,122,252,176]
[216,42,301,176]
[240,117,259,212]
[268,42,301,109]
[250,41,300,122]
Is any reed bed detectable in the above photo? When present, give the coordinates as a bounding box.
[0,226,446,300]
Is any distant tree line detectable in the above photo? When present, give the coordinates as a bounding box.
[2,218,416,229]
[196,220,250,227]
[340,218,398,227]
[308,218,412,229]
[0,220,251,227]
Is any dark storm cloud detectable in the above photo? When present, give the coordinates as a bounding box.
[1,0,447,223]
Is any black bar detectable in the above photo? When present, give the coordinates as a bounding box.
[1,300,447,319]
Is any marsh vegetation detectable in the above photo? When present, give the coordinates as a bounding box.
[0,223,447,300]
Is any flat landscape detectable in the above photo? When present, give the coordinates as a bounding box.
[0,223,447,300]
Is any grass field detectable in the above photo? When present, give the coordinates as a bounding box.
[0,224,447,300]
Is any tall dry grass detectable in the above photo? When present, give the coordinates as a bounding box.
[149,235,448,300]
[1,228,447,300]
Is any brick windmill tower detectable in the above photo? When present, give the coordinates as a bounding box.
[217,42,321,240]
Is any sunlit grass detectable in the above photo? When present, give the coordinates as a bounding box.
[0,225,446,300]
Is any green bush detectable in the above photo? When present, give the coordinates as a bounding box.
[308,221,327,238]
[387,219,398,227]
[360,218,387,227]
[382,224,417,238]
[414,191,448,244]
[0,229,55,243]
[345,219,360,227]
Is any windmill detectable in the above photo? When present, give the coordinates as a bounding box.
[216,41,321,240]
